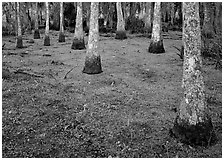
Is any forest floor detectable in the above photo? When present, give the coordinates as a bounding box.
[2,30,222,158]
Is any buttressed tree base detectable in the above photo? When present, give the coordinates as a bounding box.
[71,38,85,50]
[16,36,23,48]
[82,55,102,74]
[171,101,216,146]
[115,30,127,40]
[148,39,165,53]
[34,29,40,39]
[58,32,65,42]
[44,35,50,46]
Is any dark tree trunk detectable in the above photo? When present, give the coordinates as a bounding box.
[83,2,102,74]
[202,2,215,38]
[16,2,23,48]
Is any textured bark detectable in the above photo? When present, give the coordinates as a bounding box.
[72,2,85,50]
[58,32,65,43]
[170,3,175,25]
[58,2,65,42]
[144,2,153,33]
[34,2,40,39]
[115,2,127,40]
[83,2,102,74]
[202,3,215,38]
[44,2,50,46]
[214,3,222,34]
[171,2,214,146]
[16,2,23,48]
[148,2,165,53]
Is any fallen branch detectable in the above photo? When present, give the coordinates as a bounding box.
[64,66,77,79]
[14,70,44,78]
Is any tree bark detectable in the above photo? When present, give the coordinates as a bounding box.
[148,2,165,53]
[16,2,23,48]
[202,2,215,38]
[71,2,85,50]
[83,2,102,74]
[214,2,222,34]
[34,2,40,39]
[44,2,50,46]
[115,2,127,40]
[144,2,153,33]
[58,2,65,42]
[171,2,214,146]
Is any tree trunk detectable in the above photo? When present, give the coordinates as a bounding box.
[202,2,215,38]
[148,2,165,53]
[44,2,50,46]
[115,2,127,40]
[83,2,102,74]
[71,2,85,50]
[214,2,222,34]
[144,2,153,33]
[171,2,214,146]
[58,2,65,42]
[16,2,23,48]
[34,2,40,39]
[138,2,145,19]
[170,3,175,25]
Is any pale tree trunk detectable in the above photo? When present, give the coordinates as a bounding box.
[170,3,175,25]
[71,2,85,50]
[144,2,153,33]
[83,2,102,74]
[202,2,215,38]
[138,2,145,19]
[58,2,65,42]
[16,2,23,48]
[102,2,109,27]
[115,2,127,40]
[44,2,50,46]
[171,2,214,146]
[148,2,165,53]
[34,2,40,39]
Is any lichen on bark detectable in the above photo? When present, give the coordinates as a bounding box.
[34,2,40,39]
[16,2,23,48]
[148,2,165,54]
[115,2,127,40]
[82,2,102,74]
[72,2,85,49]
[171,2,215,146]
[44,2,50,46]
[58,2,65,42]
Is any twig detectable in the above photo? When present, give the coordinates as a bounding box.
[63,66,77,79]
[2,43,6,49]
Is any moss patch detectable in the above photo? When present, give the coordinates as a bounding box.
[71,39,85,50]
[34,29,41,39]
[148,39,165,54]
[16,36,23,48]
[44,35,50,46]
[115,30,127,40]
[171,115,216,146]
[58,32,65,42]
[82,55,102,74]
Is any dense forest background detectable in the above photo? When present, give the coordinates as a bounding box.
[2,2,222,67]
